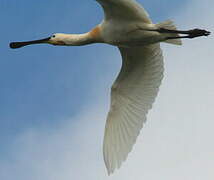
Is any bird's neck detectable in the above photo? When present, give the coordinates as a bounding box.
[63,33,93,46]
[63,27,102,46]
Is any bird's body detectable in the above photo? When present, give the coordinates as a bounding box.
[99,22,159,47]
[10,0,210,175]
[50,22,161,47]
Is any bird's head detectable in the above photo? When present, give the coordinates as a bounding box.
[9,33,67,49]
[48,33,67,46]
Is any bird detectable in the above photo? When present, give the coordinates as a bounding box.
[10,0,210,175]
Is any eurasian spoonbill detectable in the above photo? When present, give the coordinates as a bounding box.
[10,0,210,175]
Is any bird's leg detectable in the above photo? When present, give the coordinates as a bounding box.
[157,28,211,39]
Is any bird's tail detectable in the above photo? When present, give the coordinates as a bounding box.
[156,20,182,45]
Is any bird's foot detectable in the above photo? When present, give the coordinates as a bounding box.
[163,28,211,41]
[187,29,211,38]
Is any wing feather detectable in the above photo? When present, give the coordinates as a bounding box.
[96,0,152,23]
[103,43,164,174]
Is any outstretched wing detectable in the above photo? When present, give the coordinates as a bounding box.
[96,0,152,23]
[103,44,164,174]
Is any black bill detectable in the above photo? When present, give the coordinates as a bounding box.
[9,37,51,49]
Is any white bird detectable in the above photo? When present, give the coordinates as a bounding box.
[10,0,210,175]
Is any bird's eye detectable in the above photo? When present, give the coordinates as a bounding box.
[52,35,56,38]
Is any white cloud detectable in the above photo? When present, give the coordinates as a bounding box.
[1,0,213,180]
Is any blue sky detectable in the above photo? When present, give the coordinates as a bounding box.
[1,0,213,180]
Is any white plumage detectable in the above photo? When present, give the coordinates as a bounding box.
[97,0,151,23]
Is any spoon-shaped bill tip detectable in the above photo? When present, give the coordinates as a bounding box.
[10,42,25,49]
